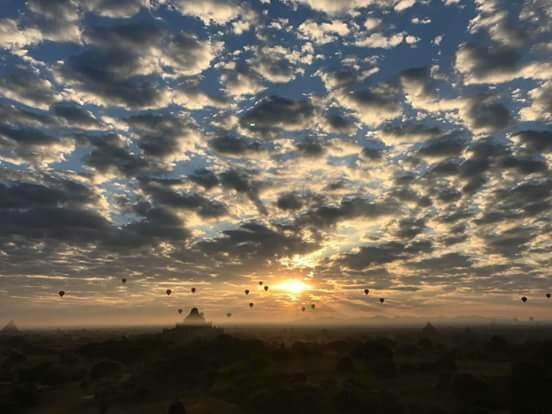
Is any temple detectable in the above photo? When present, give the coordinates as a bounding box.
[1,321,20,335]
[163,307,223,341]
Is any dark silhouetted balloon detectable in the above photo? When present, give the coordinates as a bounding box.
[364,289,369,295]
[121,278,127,284]
[226,313,232,318]
[529,316,534,321]
[311,304,315,310]
[249,302,254,308]
[191,287,196,294]
[380,298,385,304]
[166,289,172,296]
[58,291,65,297]
[259,281,263,286]
[301,306,306,312]
[264,285,269,292]
[245,289,250,295]
[521,296,527,303]
[547,293,551,299]
[178,309,183,314]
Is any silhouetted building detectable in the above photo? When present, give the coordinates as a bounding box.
[421,322,439,338]
[183,307,206,325]
[163,307,222,341]
[1,321,20,335]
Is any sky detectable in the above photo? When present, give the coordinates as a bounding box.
[0,0,551,327]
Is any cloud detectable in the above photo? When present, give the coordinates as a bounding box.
[209,134,263,155]
[338,238,432,270]
[220,169,268,215]
[195,221,316,268]
[0,121,74,167]
[189,169,219,190]
[296,197,398,228]
[377,122,443,145]
[0,178,97,210]
[240,95,315,135]
[277,192,305,210]
[394,0,416,12]
[0,19,42,51]
[51,102,99,127]
[82,19,221,77]
[122,112,202,164]
[318,66,379,91]
[363,17,382,31]
[0,206,113,242]
[0,62,56,109]
[356,32,405,48]
[295,138,326,158]
[299,19,350,44]
[83,133,149,178]
[418,131,468,159]
[85,0,150,18]
[455,42,552,84]
[25,0,81,43]
[334,81,403,126]
[511,130,552,152]
[289,0,393,15]
[246,44,311,84]
[218,61,265,97]
[408,252,472,272]
[121,205,191,246]
[464,96,512,132]
[519,81,552,121]
[171,0,250,25]
[139,179,227,219]
[52,18,222,108]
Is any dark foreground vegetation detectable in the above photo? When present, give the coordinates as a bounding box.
[1,323,550,413]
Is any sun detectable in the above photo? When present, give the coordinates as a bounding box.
[276,279,310,294]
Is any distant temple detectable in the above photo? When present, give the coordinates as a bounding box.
[183,307,207,325]
[421,322,439,339]
[1,321,20,335]
[163,308,222,341]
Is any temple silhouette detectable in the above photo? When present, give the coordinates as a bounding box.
[1,321,20,335]
[163,307,222,341]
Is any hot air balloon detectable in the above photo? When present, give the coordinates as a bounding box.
[245,289,250,295]
[546,293,551,299]
[264,286,269,292]
[178,309,183,315]
[379,298,385,304]
[166,289,172,296]
[249,302,254,308]
[259,281,263,286]
[301,306,306,312]
[121,278,127,284]
[311,304,315,310]
[191,287,196,294]
[226,313,232,318]
[364,289,369,295]
[521,296,527,303]
[58,291,65,297]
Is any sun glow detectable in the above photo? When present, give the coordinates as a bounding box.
[276,279,310,294]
